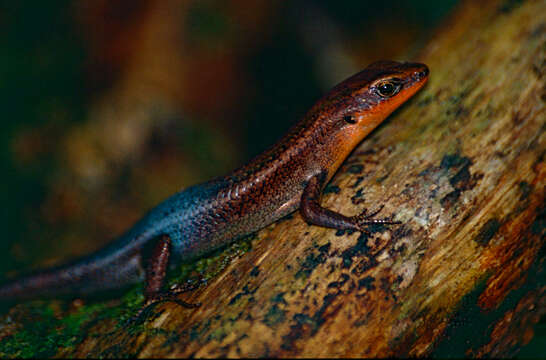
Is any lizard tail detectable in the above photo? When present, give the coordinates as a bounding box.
[0,234,147,301]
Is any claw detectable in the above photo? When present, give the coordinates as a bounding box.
[352,205,401,232]
[355,226,371,235]
[364,204,385,219]
[169,276,207,294]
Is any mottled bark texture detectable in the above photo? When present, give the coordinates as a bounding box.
[4,0,546,357]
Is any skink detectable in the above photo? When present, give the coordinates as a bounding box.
[0,60,428,304]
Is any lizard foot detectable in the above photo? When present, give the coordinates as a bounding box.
[351,205,401,233]
[130,277,206,324]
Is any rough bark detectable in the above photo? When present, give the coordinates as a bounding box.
[1,0,545,357]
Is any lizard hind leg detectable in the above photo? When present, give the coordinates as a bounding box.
[143,234,172,301]
[132,235,202,323]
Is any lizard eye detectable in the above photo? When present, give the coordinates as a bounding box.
[376,79,401,98]
[343,115,356,124]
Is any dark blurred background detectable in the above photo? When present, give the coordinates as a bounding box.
[0,1,459,273]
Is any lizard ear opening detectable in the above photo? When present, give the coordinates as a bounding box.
[343,115,357,124]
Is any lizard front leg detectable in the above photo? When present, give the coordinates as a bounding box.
[300,172,400,233]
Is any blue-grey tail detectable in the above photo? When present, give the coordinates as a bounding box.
[0,227,153,301]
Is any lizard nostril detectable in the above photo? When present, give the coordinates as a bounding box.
[414,67,429,80]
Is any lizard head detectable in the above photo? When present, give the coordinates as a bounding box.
[329,60,429,129]
[308,60,429,180]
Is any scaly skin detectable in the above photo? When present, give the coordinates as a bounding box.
[0,61,428,302]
